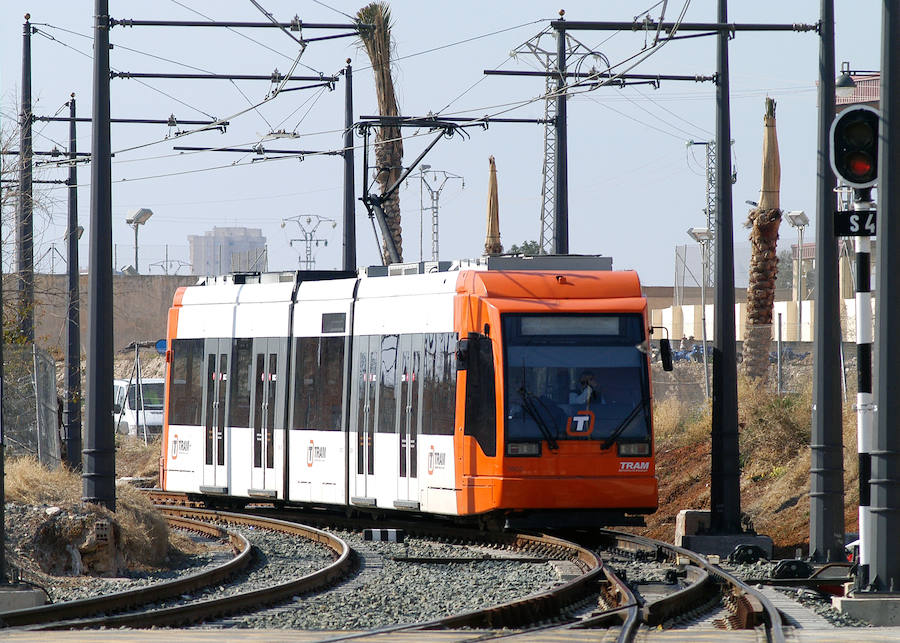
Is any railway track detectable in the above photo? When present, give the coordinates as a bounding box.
[2,492,783,641]
[0,507,350,630]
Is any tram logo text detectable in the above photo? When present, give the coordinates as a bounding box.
[566,410,595,436]
[170,435,190,460]
[619,461,650,473]
[427,446,446,475]
[307,440,327,467]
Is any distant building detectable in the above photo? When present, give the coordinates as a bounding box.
[188,227,268,275]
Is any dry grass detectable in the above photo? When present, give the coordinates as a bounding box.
[6,457,170,570]
[116,435,162,482]
[5,456,83,506]
[649,364,864,555]
[737,375,812,481]
[654,396,711,452]
[114,482,169,566]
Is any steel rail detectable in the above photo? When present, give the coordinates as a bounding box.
[0,514,249,627]
[29,507,351,630]
[600,529,785,643]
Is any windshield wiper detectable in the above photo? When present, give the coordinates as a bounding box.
[601,399,650,450]
[518,386,560,451]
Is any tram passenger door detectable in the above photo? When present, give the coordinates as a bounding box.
[202,339,230,492]
[352,336,377,503]
[250,338,281,496]
[396,335,422,508]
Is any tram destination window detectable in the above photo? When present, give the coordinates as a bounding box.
[170,338,204,426]
[322,312,346,334]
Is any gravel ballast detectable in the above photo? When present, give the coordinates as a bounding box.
[202,530,560,630]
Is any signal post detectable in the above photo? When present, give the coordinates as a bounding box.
[830,96,900,621]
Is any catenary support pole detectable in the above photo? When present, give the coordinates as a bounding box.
[343,59,356,272]
[18,15,34,343]
[553,12,569,254]
[810,0,844,563]
[710,0,741,534]
[65,94,82,470]
[0,74,6,588]
[871,0,900,593]
[83,0,116,511]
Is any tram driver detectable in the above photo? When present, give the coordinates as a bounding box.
[570,370,603,405]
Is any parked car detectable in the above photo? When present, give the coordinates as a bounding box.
[113,378,165,438]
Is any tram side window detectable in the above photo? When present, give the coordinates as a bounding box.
[292,337,345,431]
[170,338,204,426]
[464,334,497,456]
[228,338,253,428]
[377,334,399,433]
[422,332,457,436]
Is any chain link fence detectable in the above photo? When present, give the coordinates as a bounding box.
[4,345,61,467]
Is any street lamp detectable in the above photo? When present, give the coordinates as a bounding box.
[687,226,714,398]
[125,208,153,274]
[786,210,809,341]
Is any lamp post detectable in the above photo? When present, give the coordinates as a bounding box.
[688,226,713,398]
[786,210,809,341]
[125,208,152,274]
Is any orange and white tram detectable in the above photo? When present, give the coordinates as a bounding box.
[161,257,660,527]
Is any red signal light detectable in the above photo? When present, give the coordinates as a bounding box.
[848,152,874,179]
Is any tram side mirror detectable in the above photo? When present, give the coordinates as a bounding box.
[456,338,470,370]
[113,402,122,414]
[659,338,673,372]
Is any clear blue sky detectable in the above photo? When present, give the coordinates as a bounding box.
[0,1,884,284]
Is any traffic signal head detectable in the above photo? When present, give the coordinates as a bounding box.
[830,105,881,189]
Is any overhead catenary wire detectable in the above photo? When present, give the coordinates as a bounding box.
[32,27,218,120]
[168,0,323,74]
[35,20,299,129]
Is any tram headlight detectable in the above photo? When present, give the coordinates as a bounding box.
[507,442,541,456]
[618,442,650,456]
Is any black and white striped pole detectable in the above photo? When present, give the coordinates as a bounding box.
[852,190,875,585]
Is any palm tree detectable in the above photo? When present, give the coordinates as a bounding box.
[742,97,782,380]
[357,2,404,263]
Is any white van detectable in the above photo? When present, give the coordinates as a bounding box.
[113,378,165,438]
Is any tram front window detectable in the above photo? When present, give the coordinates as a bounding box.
[503,313,650,449]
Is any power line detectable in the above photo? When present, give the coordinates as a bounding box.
[311,0,356,21]
[634,86,714,136]
[168,0,323,75]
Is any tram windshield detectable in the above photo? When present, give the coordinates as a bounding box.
[502,313,650,448]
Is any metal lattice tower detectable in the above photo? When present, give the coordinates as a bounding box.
[412,166,464,261]
[511,31,605,254]
[282,214,336,270]
[689,140,716,288]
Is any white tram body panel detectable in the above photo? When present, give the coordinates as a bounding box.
[164,272,462,515]
[349,273,459,514]
[286,279,356,507]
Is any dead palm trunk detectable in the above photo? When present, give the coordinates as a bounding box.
[357,2,404,263]
[484,156,503,255]
[742,97,783,379]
